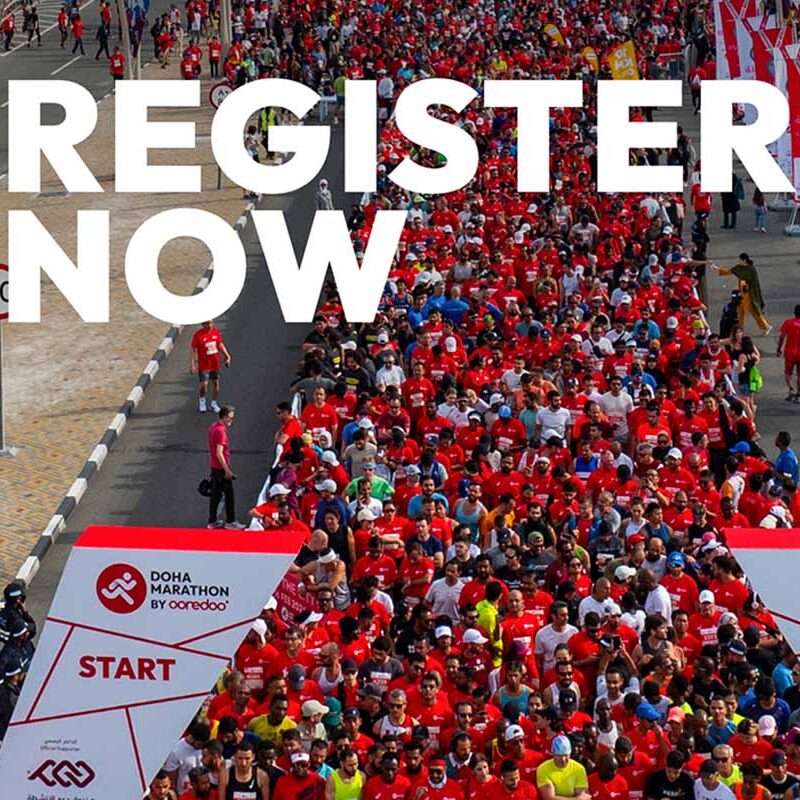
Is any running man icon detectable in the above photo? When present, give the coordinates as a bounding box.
[95,564,146,614]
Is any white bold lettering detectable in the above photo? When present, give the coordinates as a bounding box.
[9,210,109,322]
[251,209,406,323]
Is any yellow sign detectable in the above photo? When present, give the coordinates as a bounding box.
[582,47,599,71]
[544,24,565,46]
[608,40,639,79]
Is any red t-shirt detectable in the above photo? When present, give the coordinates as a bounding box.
[192,326,224,372]
[208,420,229,470]
[273,770,326,800]
[364,774,412,800]
[487,779,539,800]
[588,773,629,800]
[780,317,800,360]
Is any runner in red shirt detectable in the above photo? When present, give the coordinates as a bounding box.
[489,760,539,800]
[588,753,629,800]
[190,320,231,413]
[364,754,412,800]
[208,33,222,77]
[109,46,125,80]
[301,387,340,444]
[777,305,800,401]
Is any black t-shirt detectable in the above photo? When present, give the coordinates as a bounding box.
[762,773,798,800]
[644,769,695,800]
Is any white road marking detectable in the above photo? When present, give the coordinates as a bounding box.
[50,54,82,75]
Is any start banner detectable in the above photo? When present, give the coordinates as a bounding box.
[0,525,303,800]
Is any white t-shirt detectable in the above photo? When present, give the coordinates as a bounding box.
[536,406,572,439]
[694,778,736,800]
[534,623,579,672]
[165,739,203,795]
[599,391,634,441]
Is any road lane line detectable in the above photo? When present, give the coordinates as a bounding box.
[50,54,82,75]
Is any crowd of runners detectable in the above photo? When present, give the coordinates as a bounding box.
[3,0,800,797]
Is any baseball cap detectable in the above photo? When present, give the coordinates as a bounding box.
[269,484,291,497]
[358,683,383,699]
[667,448,683,460]
[302,699,330,717]
[498,405,512,419]
[730,441,751,454]
[506,724,525,742]
[559,689,578,711]
[603,601,622,616]
[321,451,340,466]
[615,565,637,581]
[357,509,376,522]
[263,596,278,611]
[463,629,488,645]
[315,479,337,493]
[490,393,504,405]
[667,552,686,567]
[288,664,306,688]
[551,735,572,755]
[760,716,778,736]
[343,707,360,719]
[667,707,685,724]
[666,316,679,329]
[699,590,715,604]
[251,619,267,638]
[771,750,788,766]
[291,751,311,763]
[635,702,661,721]
[341,658,358,673]
[434,626,453,639]
[405,465,421,475]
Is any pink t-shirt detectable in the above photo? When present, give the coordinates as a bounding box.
[208,421,229,470]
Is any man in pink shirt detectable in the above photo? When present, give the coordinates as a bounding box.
[208,405,245,529]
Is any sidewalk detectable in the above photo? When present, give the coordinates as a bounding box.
[0,64,247,583]
[676,85,799,455]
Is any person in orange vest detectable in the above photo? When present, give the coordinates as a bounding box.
[58,4,68,47]
[2,13,15,51]
[208,33,221,78]
[71,14,85,55]
[110,45,125,80]
[180,52,199,79]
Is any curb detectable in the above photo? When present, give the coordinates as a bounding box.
[14,200,257,586]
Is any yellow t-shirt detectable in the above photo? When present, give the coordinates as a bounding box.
[536,758,588,797]
[247,714,296,746]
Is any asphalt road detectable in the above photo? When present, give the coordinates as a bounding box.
[677,88,800,456]
[0,0,172,176]
[25,130,354,624]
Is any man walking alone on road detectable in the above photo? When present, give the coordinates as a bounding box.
[71,13,85,55]
[208,405,244,530]
[190,320,231,413]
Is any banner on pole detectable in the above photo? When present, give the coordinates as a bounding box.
[608,41,639,79]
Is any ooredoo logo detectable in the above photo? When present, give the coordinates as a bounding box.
[96,564,146,614]
[28,759,95,788]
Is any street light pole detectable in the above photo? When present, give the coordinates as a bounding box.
[0,325,16,458]
[219,0,231,48]
[114,0,135,79]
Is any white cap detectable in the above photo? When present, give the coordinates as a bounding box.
[463,629,488,645]
[291,751,311,763]
[434,626,453,639]
[489,393,504,405]
[620,294,632,304]
[358,418,375,430]
[699,590,715,604]
[251,618,267,638]
[649,254,659,264]
[316,479,337,493]
[357,508,376,522]
[603,601,622,616]
[666,316,679,329]
[759,715,777,736]
[342,340,358,351]
[444,336,457,352]
[321,451,339,466]
[269,484,291,497]
[377,332,389,344]
[615,565,637,581]
[263,596,278,611]
[505,724,525,741]
[667,448,683,460]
